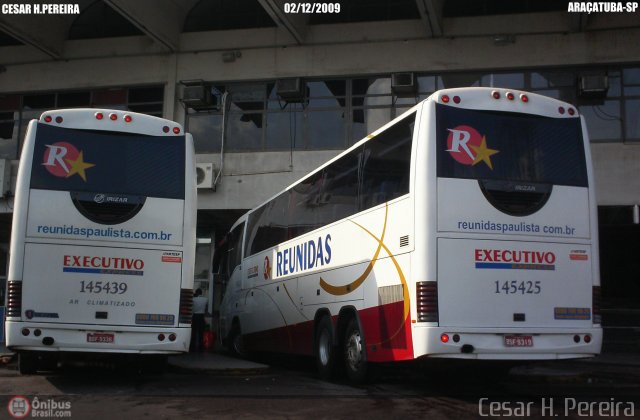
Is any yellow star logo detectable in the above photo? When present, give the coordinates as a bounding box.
[65,151,95,182]
[471,136,499,170]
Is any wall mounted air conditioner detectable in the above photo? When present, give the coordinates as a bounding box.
[391,72,417,95]
[0,159,10,196]
[182,85,218,110]
[579,74,609,98]
[196,163,215,189]
[276,78,306,103]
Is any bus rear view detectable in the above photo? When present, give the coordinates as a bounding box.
[415,88,602,359]
[5,109,196,373]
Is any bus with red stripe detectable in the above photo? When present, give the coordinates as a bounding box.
[217,87,602,382]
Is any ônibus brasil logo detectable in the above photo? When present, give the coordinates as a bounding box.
[7,396,30,419]
[42,142,95,181]
[446,125,499,170]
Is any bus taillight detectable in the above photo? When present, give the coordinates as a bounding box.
[95,112,104,120]
[506,92,515,100]
[491,90,500,100]
[173,127,181,134]
[592,285,602,324]
[179,288,193,324]
[416,281,438,322]
[520,93,529,102]
[124,114,133,123]
[441,95,450,103]
[109,113,118,121]
[43,115,52,123]
[6,280,23,318]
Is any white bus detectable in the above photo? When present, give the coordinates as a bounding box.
[5,109,197,373]
[218,87,602,382]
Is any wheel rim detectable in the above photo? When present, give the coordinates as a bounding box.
[346,330,363,371]
[233,331,243,355]
[318,328,331,366]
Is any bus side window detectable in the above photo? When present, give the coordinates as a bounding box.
[360,114,414,210]
[227,222,245,277]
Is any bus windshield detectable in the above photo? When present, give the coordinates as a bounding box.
[30,123,185,199]
[436,104,588,187]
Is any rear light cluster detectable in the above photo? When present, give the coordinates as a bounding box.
[557,106,576,115]
[179,288,193,324]
[491,90,529,103]
[416,281,438,322]
[42,111,182,135]
[592,285,602,324]
[573,334,592,343]
[158,333,177,342]
[6,280,22,317]
[440,94,461,104]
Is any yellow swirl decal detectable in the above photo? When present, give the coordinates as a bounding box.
[318,203,388,295]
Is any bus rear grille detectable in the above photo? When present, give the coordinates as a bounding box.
[479,181,552,217]
[73,200,144,225]
[416,281,438,323]
[399,235,409,247]
[179,288,193,324]
[6,280,22,317]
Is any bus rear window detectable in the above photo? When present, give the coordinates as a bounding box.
[436,104,588,187]
[30,123,185,199]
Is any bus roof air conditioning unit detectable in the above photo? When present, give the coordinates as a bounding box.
[391,72,417,95]
[196,163,215,189]
[276,78,306,103]
[579,74,608,98]
[182,85,218,110]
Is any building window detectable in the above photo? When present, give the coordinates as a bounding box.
[186,66,639,154]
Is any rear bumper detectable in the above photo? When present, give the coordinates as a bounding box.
[413,325,602,360]
[5,321,191,354]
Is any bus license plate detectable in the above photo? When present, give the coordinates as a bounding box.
[504,335,533,347]
[87,333,114,344]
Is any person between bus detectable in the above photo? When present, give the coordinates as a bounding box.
[191,289,208,352]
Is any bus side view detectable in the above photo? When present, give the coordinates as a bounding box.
[217,87,602,383]
[5,109,197,374]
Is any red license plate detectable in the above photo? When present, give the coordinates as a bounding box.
[504,335,533,347]
[87,333,114,344]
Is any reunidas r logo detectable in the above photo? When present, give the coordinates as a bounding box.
[42,141,95,181]
[446,125,499,170]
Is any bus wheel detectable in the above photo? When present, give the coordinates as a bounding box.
[315,316,336,380]
[229,321,247,358]
[19,352,38,375]
[343,318,367,384]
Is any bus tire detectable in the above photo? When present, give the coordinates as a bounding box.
[19,352,38,375]
[315,316,336,380]
[229,321,247,358]
[343,317,367,384]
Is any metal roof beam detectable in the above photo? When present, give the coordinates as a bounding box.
[104,0,197,52]
[0,11,67,59]
[415,0,443,37]
[258,0,308,44]
[569,13,589,32]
